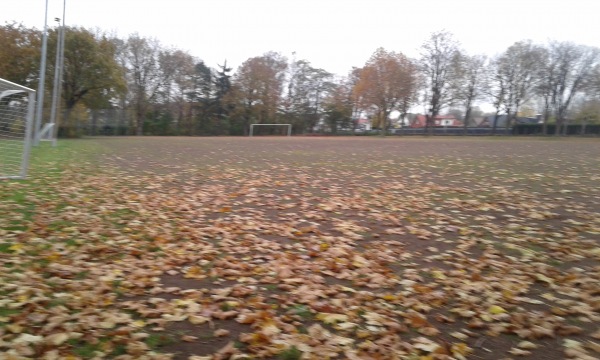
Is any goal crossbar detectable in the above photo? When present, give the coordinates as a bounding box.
[249,124,292,137]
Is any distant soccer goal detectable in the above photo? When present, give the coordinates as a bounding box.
[0,78,35,179]
[249,123,292,137]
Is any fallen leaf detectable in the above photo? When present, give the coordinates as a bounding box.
[45,333,70,346]
[488,305,507,315]
[213,329,230,337]
[316,312,348,324]
[508,348,531,356]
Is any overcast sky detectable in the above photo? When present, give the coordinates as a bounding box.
[2,0,599,76]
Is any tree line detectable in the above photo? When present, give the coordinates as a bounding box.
[1,22,600,136]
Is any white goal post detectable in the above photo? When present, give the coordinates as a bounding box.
[249,123,292,137]
[0,78,36,180]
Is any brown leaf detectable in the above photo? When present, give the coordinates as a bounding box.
[213,329,230,337]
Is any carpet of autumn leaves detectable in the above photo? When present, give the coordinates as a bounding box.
[1,136,599,360]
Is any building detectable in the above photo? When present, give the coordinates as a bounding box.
[409,114,463,128]
[479,115,541,128]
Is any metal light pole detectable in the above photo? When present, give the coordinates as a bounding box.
[34,0,50,146]
[48,18,61,145]
[49,0,66,147]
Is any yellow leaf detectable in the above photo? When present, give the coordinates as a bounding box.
[320,243,329,251]
[8,243,24,253]
[132,320,146,328]
[480,314,492,322]
[488,305,507,315]
[501,289,514,299]
[451,343,472,357]
[45,252,61,261]
[316,312,348,324]
[184,266,204,279]
[431,270,447,280]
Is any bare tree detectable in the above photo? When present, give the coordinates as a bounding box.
[483,57,507,134]
[498,41,544,130]
[572,97,600,135]
[419,30,461,134]
[535,46,556,135]
[591,64,600,98]
[121,34,167,135]
[284,59,333,133]
[159,50,197,135]
[453,53,486,133]
[545,42,599,135]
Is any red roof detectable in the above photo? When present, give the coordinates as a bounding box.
[410,115,462,128]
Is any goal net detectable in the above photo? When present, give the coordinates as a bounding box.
[249,123,292,137]
[0,78,35,179]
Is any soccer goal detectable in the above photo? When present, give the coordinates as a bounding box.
[249,123,292,137]
[0,78,36,180]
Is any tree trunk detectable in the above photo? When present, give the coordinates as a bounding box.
[504,108,512,134]
[554,117,562,136]
[541,97,550,136]
[492,111,500,135]
[135,97,145,135]
[91,110,98,136]
[380,115,387,137]
[426,113,434,136]
[136,110,144,136]
[463,106,472,136]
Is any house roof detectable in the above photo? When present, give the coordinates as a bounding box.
[411,114,461,127]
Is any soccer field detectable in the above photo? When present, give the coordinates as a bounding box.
[1,137,599,359]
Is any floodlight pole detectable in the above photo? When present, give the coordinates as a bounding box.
[34,0,50,146]
[49,0,66,147]
[48,18,61,145]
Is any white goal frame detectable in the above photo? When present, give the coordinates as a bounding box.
[0,78,36,180]
[249,123,292,137]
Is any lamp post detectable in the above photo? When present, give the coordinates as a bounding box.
[48,17,62,145]
[47,1,66,146]
[34,0,50,145]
